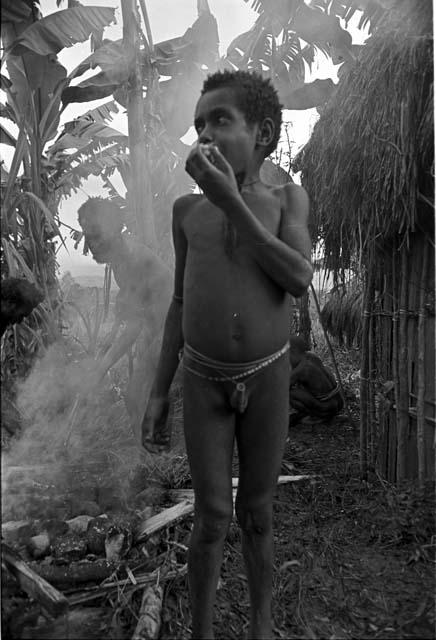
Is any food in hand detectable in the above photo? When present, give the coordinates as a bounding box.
[199,143,218,164]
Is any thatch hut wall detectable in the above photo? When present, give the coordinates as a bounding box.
[295,0,434,483]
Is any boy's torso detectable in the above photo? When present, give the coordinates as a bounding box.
[179,185,291,362]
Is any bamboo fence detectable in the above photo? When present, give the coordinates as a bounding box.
[360,232,435,483]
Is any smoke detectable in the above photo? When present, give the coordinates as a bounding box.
[2,236,174,523]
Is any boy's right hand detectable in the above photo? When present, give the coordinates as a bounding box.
[141,397,171,453]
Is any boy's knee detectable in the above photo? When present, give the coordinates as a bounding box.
[195,506,232,543]
[235,500,272,536]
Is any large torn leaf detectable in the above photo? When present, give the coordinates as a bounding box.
[49,117,127,154]
[282,78,336,110]
[9,6,116,56]
[290,3,352,50]
[2,15,68,143]
[72,39,132,83]
[61,80,119,107]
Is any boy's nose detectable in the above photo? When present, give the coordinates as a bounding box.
[199,128,213,144]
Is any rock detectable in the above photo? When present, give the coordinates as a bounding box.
[1,520,33,546]
[27,533,50,559]
[40,519,68,542]
[70,499,101,518]
[50,533,88,561]
[67,515,94,535]
[86,515,111,556]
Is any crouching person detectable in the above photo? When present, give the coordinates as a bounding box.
[289,335,344,427]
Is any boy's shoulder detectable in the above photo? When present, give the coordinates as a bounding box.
[173,193,203,215]
[272,181,308,200]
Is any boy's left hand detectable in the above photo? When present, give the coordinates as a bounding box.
[185,144,240,209]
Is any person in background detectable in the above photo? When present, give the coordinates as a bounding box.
[288,334,344,427]
[77,198,172,438]
[141,70,312,639]
[0,277,44,338]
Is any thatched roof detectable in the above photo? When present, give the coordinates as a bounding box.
[294,0,433,272]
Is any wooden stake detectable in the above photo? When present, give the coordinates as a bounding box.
[359,267,371,479]
[417,240,429,486]
[391,244,399,482]
[397,248,409,481]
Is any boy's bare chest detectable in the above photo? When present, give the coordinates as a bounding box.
[183,195,281,251]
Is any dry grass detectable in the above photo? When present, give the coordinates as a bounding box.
[294,1,433,274]
[159,418,435,640]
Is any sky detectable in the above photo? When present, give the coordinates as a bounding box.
[1,0,368,276]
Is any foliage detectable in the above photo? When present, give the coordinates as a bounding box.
[1,2,117,378]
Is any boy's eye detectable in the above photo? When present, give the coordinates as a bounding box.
[216,116,228,125]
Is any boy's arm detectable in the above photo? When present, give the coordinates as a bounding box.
[141,199,187,451]
[226,183,312,298]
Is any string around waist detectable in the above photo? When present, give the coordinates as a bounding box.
[182,341,290,383]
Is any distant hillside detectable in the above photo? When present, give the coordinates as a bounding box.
[59,264,119,290]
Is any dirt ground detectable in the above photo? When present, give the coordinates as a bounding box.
[160,414,435,640]
[2,373,435,639]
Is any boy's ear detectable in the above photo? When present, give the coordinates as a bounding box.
[256,117,275,148]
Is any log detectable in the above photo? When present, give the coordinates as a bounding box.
[169,475,313,502]
[132,585,163,640]
[2,545,68,617]
[28,558,117,588]
[136,501,194,543]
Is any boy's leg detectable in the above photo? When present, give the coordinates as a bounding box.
[235,356,289,639]
[183,371,235,640]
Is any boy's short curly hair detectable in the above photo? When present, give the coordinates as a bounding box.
[77,197,124,236]
[201,70,282,157]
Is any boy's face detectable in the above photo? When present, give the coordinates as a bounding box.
[194,87,260,176]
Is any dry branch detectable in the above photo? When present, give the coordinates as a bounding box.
[136,501,194,543]
[2,545,68,617]
[67,565,187,606]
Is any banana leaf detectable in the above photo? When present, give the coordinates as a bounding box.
[8,6,116,56]
[49,118,127,154]
[282,78,336,109]
[0,123,16,147]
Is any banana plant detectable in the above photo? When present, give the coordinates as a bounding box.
[1,0,118,376]
[234,0,389,110]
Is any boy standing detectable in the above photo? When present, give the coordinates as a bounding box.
[142,70,313,639]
